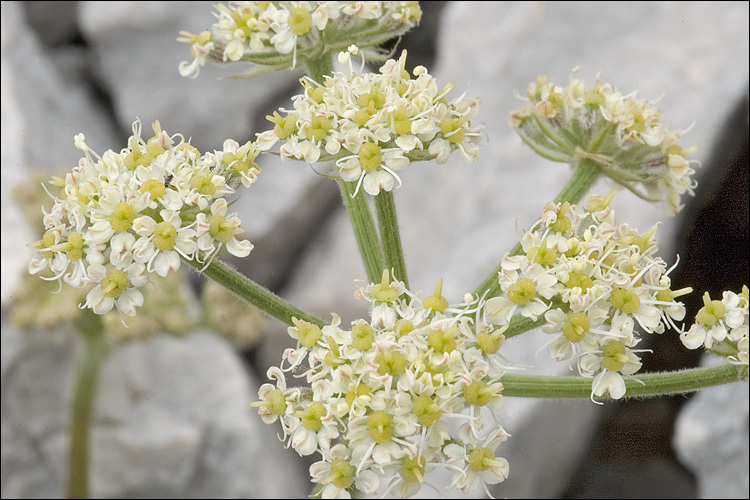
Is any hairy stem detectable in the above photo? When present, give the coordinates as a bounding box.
[374,190,409,288]
[338,180,385,284]
[67,310,107,499]
[501,363,746,399]
[185,257,325,327]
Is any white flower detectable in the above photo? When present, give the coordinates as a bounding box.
[257,50,483,196]
[252,277,512,498]
[29,119,259,318]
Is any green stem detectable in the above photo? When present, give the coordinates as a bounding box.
[185,257,325,327]
[68,310,108,499]
[305,54,334,85]
[338,180,385,284]
[503,315,546,340]
[472,157,601,300]
[552,157,600,206]
[308,54,385,286]
[374,190,409,288]
[533,115,576,155]
[501,363,746,399]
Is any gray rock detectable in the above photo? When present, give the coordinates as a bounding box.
[0,1,117,305]
[0,319,78,499]
[674,357,750,499]
[21,2,79,46]
[0,320,307,499]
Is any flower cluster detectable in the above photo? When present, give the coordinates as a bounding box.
[27,120,260,318]
[510,70,698,215]
[251,271,510,498]
[485,191,691,400]
[680,287,749,366]
[178,1,422,78]
[256,50,483,195]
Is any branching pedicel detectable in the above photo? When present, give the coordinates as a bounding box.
[26,2,748,499]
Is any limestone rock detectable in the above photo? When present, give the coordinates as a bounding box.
[0,321,307,499]
[674,357,750,499]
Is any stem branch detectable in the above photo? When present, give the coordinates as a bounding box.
[338,180,385,284]
[67,311,107,499]
[501,363,745,399]
[185,257,325,327]
[374,190,409,288]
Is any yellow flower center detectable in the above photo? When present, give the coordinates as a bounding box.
[400,456,426,483]
[412,395,441,427]
[351,322,375,350]
[562,312,590,343]
[305,115,331,142]
[345,383,370,406]
[110,202,136,231]
[295,401,326,431]
[507,278,536,305]
[153,221,178,250]
[696,292,726,326]
[610,288,641,314]
[358,142,382,171]
[565,272,593,291]
[267,111,298,139]
[101,269,129,298]
[601,340,629,372]
[291,318,322,348]
[367,411,393,443]
[440,117,466,144]
[288,6,312,36]
[375,350,406,377]
[463,380,496,406]
[65,232,85,261]
[527,239,557,266]
[325,459,355,489]
[428,326,457,354]
[423,277,449,312]
[208,214,235,243]
[190,175,217,196]
[140,179,167,200]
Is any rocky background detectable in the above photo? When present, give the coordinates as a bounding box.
[2,1,748,498]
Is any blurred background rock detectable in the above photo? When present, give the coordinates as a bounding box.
[1,1,747,498]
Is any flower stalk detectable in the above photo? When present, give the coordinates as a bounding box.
[501,362,747,399]
[305,54,334,86]
[338,180,385,284]
[503,314,547,340]
[67,310,108,499]
[184,257,325,327]
[374,189,409,288]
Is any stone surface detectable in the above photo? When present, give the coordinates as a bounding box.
[1,1,115,305]
[674,357,750,499]
[0,319,307,499]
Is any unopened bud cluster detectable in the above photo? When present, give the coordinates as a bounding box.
[256,50,483,195]
[251,271,509,498]
[486,191,690,400]
[28,120,259,318]
[510,71,698,215]
[178,1,422,78]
